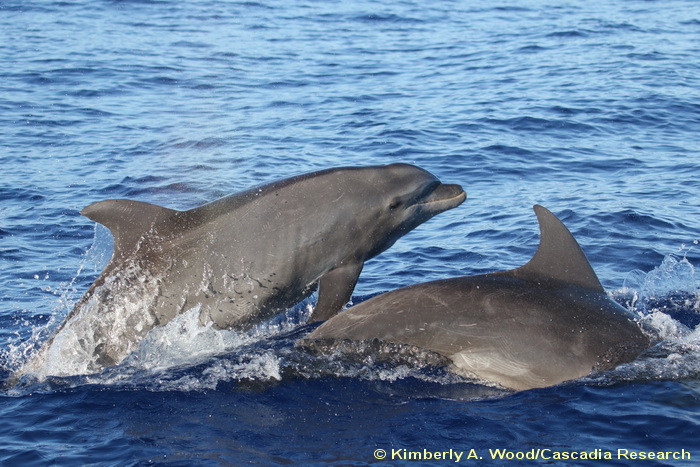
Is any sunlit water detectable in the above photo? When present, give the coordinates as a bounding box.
[1,0,699,465]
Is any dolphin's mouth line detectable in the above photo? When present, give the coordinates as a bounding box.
[415,184,466,208]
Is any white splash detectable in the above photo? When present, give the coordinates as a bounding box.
[18,263,161,380]
[3,225,114,379]
[603,248,700,385]
[622,248,699,311]
[8,233,700,393]
[128,306,248,371]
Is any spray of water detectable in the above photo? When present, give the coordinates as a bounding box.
[4,237,699,393]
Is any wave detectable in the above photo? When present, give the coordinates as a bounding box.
[2,242,698,398]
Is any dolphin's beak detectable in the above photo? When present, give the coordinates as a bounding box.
[417,183,466,212]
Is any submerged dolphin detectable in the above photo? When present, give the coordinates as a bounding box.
[305,205,651,391]
[21,164,465,377]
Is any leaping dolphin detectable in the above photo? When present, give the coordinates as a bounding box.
[20,164,465,377]
[304,205,651,391]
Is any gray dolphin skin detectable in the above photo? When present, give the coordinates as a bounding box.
[305,205,651,391]
[20,163,465,377]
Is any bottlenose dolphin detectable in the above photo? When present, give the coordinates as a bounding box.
[20,163,465,377]
[305,205,651,391]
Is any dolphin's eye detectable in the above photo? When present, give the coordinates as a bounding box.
[389,198,402,210]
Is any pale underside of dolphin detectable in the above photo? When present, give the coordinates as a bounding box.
[305,205,651,391]
[20,164,465,377]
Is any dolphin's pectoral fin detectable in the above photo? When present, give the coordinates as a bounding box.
[309,262,364,323]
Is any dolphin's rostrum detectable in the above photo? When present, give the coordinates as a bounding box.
[305,205,651,391]
[21,163,465,378]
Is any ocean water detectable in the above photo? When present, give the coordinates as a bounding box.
[1,0,699,465]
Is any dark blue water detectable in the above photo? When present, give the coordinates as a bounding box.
[2,0,700,465]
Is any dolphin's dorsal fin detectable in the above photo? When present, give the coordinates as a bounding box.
[81,199,179,261]
[506,205,605,292]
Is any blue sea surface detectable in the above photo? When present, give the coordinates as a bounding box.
[1,0,699,465]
